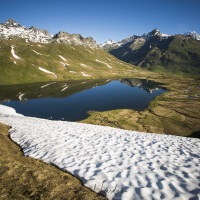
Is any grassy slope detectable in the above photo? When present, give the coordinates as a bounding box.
[0,38,145,85]
[0,122,106,200]
[144,36,200,73]
[109,35,200,73]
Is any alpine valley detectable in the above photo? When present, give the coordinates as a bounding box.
[0,19,200,137]
[0,19,140,85]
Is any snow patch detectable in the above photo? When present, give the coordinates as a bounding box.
[80,63,92,68]
[11,45,21,60]
[69,46,76,50]
[18,93,25,101]
[59,62,69,67]
[80,63,87,67]
[0,104,199,200]
[116,61,124,65]
[184,31,200,40]
[81,72,91,77]
[106,57,111,61]
[0,24,51,43]
[61,85,68,91]
[86,49,93,54]
[59,55,67,61]
[161,33,170,38]
[38,67,57,78]
[0,105,23,117]
[100,39,117,47]
[32,49,44,55]
[96,59,112,68]
[59,62,65,66]
[41,82,56,88]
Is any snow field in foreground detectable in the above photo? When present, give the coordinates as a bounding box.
[0,105,199,200]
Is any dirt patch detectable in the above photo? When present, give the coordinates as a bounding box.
[0,123,106,200]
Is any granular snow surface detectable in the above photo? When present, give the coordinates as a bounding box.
[0,105,199,200]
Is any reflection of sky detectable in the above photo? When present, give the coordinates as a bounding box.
[2,80,165,121]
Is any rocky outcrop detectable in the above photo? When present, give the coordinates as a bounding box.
[2,19,21,27]
[53,31,97,48]
[0,19,52,43]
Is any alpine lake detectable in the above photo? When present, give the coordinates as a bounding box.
[0,78,166,121]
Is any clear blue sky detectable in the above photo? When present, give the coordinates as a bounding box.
[1,0,200,44]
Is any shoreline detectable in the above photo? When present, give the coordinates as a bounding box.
[82,74,200,137]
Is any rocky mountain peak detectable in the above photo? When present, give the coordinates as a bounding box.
[0,19,52,43]
[29,26,50,36]
[184,31,200,40]
[151,28,161,35]
[3,19,21,27]
[142,29,162,40]
[54,31,70,38]
[29,26,38,31]
[53,31,97,48]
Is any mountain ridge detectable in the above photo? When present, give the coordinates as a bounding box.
[100,29,200,48]
[101,29,200,73]
[0,19,97,48]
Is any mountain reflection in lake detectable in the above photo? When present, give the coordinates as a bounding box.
[0,78,166,121]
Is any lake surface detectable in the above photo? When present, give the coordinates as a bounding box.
[0,78,166,121]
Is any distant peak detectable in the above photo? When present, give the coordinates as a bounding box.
[141,28,162,40]
[4,19,21,27]
[6,19,17,23]
[184,31,200,40]
[152,28,160,32]
[106,39,115,44]
[29,26,37,30]
[149,28,161,36]
[99,39,117,47]
[186,31,197,34]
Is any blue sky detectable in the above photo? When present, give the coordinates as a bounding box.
[1,0,200,44]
